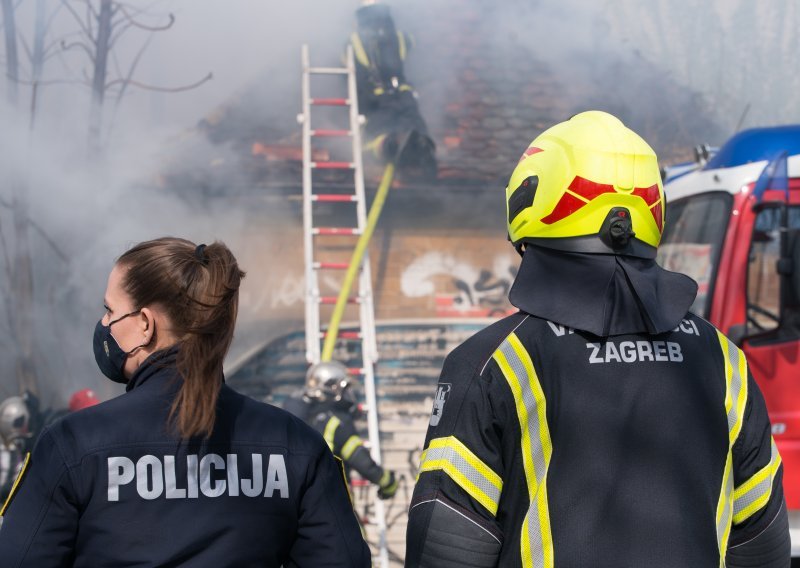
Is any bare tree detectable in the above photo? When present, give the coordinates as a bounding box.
[60,0,211,152]
[1,0,19,105]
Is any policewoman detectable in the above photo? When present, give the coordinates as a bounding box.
[406,112,789,567]
[0,237,370,567]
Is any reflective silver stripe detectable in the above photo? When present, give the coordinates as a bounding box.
[733,439,782,524]
[420,441,502,515]
[496,335,552,568]
[715,330,750,564]
[725,340,744,436]
[717,459,734,547]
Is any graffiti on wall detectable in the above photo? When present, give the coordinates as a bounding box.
[401,252,517,317]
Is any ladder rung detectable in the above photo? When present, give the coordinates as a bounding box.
[311,161,355,169]
[310,97,350,106]
[308,67,348,75]
[314,262,350,270]
[311,129,352,137]
[312,194,357,202]
[321,330,362,339]
[313,227,361,236]
[319,296,361,305]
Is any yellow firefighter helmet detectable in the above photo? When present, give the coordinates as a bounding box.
[506,110,664,258]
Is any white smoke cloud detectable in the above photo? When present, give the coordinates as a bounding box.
[0,0,797,407]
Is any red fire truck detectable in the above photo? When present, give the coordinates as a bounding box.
[661,125,800,555]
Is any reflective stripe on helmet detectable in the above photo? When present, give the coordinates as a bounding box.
[323,416,341,453]
[714,331,749,563]
[417,436,503,516]
[733,438,782,525]
[493,333,554,568]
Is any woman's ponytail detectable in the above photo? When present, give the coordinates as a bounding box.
[118,237,246,439]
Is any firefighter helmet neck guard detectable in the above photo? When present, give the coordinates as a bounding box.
[506,111,664,259]
[305,361,350,402]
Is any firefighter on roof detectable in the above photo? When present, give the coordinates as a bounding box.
[350,2,437,180]
[283,361,398,500]
[405,111,790,567]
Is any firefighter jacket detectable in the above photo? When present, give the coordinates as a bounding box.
[406,247,787,567]
[0,349,370,568]
[283,396,388,487]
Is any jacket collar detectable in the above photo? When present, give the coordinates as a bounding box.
[508,245,698,337]
[125,347,179,392]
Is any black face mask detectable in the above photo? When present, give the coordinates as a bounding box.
[92,310,146,384]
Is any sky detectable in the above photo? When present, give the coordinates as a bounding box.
[0,0,797,405]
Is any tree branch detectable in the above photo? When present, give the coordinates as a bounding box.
[59,0,93,39]
[44,1,64,33]
[61,39,95,62]
[28,219,67,262]
[9,75,88,87]
[17,30,31,65]
[0,198,67,262]
[106,19,134,51]
[117,4,174,32]
[110,42,123,78]
[106,71,212,93]
[0,212,15,292]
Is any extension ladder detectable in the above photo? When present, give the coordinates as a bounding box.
[298,44,389,568]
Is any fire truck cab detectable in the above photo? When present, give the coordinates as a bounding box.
[661,125,800,556]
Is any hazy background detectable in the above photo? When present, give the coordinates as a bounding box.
[0,0,798,407]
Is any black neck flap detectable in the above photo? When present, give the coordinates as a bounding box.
[508,245,698,337]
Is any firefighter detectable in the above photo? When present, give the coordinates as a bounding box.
[405,111,790,567]
[0,237,370,567]
[350,2,437,179]
[283,361,399,500]
[0,396,31,504]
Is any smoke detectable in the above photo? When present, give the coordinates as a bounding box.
[0,0,797,408]
[0,0,357,407]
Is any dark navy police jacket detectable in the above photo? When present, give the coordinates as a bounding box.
[0,350,370,567]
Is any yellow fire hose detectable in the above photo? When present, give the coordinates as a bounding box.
[320,162,396,361]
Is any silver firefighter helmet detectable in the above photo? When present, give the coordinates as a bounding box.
[305,361,350,402]
[0,396,31,446]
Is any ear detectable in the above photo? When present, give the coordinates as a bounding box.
[138,307,156,342]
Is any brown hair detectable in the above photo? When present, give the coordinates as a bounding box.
[117,237,245,438]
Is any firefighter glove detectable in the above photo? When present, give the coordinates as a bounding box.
[377,470,398,500]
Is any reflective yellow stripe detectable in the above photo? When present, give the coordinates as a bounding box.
[350,32,370,67]
[418,436,503,516]
[323,416,340,453]
[397,31,407,60]
[341,435,363,460]
[733,438,782,524]
[714,331,749,565]
[0,452,30,517]
[494,332,554,568]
